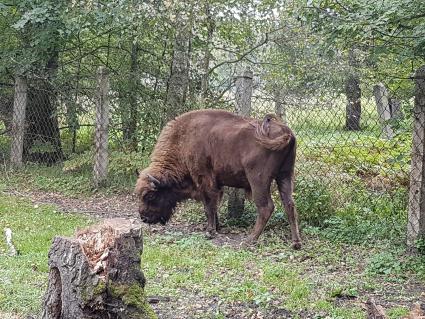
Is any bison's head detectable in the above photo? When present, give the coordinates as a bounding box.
[134,173,178,225]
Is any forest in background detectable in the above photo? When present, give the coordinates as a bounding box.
[0,0,424,159]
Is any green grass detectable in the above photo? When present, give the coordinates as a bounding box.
[0,149,150,196]
[142,229,422,318]
[0,192,423,318]
[0,195,92,316]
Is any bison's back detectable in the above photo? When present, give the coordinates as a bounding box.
[151,109,294,189]
[176,109,260,154]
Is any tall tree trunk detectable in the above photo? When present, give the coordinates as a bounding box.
[24,52,63,164]
[123,40,139,151]
[345,48,361,131]
[165,13,191,122]
[200,3,215,104]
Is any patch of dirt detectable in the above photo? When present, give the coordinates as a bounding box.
[4,188,248,247]
[150,294,299,319]
[367,281,425,309]
[4,189,138,218]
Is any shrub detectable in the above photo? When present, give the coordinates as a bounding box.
[294,176,335,227]
[63,150,149,177]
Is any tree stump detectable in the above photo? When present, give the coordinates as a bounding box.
[42,218,157,319]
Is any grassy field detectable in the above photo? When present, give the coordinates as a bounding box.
[0,176,424,318]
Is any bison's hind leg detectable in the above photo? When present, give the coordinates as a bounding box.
[244,175,275,244]
[276,174,301,250]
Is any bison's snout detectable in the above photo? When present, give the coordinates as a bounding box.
[140,214,155,224]
[139,211,152,223]
[139,212,167,225]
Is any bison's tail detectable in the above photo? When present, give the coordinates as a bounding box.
[254,114,292,151]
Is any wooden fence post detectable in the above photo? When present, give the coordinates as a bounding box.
[274,88,286,122]
[227,68,253,219]
[93,67,110,188]
[10,76,27,167]
[407,65,425,250]
[373,83,394,139]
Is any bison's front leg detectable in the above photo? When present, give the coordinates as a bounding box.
[202,191,222,239]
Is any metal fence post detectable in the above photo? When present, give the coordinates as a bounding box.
[407,65,425,250]
[227,68,253,219]
[10,76,27,167]
[93,67,110,188]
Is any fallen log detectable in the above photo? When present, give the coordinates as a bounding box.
[42,218,157,319]
[366,298,425,319]
[366,298,388,319]
[402,302,425,319]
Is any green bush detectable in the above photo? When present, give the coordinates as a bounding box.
[60,125,95,155]
[294,176,335,227]
[293,173,407,244]
[302,132,411,187]
[63,150,149,177]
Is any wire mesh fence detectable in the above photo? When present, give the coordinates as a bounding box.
[0,60,424,249]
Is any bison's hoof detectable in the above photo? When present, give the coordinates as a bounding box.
[291,241,302,250]
[205,229,217,239]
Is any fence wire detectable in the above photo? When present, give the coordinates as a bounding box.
[0,61,424,248]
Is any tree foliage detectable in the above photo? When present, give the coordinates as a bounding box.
[0,0,423,155]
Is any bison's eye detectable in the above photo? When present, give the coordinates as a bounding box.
[143,191,157,202]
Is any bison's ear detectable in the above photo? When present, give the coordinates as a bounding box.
[135,169,140,177]
[147,174,161,189]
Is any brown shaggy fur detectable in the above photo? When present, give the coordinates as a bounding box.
[135,109,301,248]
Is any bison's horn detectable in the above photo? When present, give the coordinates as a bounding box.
[146,174,161,187]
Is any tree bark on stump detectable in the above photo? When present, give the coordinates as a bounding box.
[42,218,157,319]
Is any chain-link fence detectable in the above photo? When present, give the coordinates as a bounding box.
[250,66,424,250]
[1,60,424,250]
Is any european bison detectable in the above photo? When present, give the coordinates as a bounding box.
[135,109,301,249]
